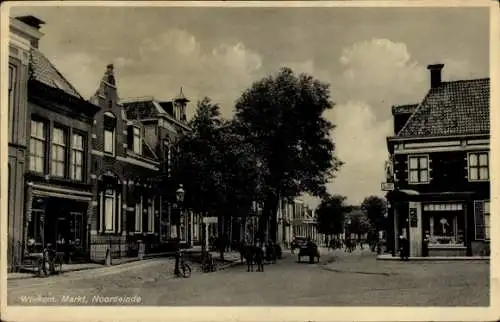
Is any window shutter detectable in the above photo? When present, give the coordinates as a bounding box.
[474,200,485,240]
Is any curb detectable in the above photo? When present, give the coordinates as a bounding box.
[8,255,174,281]
[376,255,490,261]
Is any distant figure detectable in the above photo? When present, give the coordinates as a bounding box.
[399,235,409,261]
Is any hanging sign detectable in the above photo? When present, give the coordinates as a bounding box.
[381,182,395,191]
[409,208,418,227]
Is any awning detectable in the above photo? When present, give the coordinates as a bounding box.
[31,183,93,202]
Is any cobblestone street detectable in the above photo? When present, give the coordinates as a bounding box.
[8,249,489,306]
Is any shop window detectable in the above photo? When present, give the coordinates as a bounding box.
[51,127,67,177]
[71,133,85,181]
[102,189,116,232]
[103,112,116,155]
[423,203,464,245]
[147,199,154,232]
[408,155,429,184]
[468,152,489,181]
[135,197,143,232]
[28,210,44,245]
[70,212,83,247]
[484,201,490,240]
[29,119,46,173]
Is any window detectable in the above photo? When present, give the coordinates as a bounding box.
[51,127,67,177]
[135,197,143,232]
[468,152,489,181]
[408,155,429,184]
[163,140,172,175]
[103,113,116,155]
[70,133,85,181]
[147,199,154,232]
[8,65,16,141]
[484,201,490,240]
[133,127,142,154]
[104,189,116,232]
[70,212,83,246]
[30,120,46,173]
[28,210,44,245]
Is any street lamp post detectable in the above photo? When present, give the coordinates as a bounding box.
[174,184,185,276]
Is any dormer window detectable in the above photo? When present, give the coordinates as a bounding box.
[133,126,142,154]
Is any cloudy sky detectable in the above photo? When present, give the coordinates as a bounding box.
[10,5,489,207]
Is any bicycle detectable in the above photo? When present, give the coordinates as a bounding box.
[36,248,63,277]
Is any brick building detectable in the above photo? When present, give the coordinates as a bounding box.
[88,65,163,260]
[18,16,101,264]
[385,64,490,257]
[122,91,199,246]
[7,16,43,271]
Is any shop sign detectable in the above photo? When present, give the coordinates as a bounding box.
[203,216,218,224]
[381,182,395,191]
[409,208,418,227]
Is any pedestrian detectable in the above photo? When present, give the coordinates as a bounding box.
[399,235,409,261]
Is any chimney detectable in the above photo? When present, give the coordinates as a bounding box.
[15,16,45,48]
[427,64,444,89]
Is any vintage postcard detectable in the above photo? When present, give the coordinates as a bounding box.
[1,1,498,321]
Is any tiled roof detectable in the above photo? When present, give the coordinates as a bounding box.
[392,104,418,115]
[30,49,83,99]
[397,78,489,137]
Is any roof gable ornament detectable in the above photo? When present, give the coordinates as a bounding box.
[104,64,116,86]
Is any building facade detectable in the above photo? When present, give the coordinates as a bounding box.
[18,16,101,264]
[88,65,164,260]
[122,92,200,247]
[7,16,43,271]
[385,64,490,257]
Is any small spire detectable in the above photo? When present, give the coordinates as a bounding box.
[175,86,190,103]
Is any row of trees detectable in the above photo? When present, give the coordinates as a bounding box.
[316,194,388,242]
[169,67,342,242]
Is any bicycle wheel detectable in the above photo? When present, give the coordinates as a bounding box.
[182,264,192,278]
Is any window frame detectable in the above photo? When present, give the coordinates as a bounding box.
[70,132,85,182]
[103,112,116,156]
[468,151,489,182]
[103,188,116,233]
[135,197,143,233]
[408,154,430,184]
[51,126,68,178]
[29,119,46,173]
[133,126,142,154]
[484,200,490,241]
[8,64,17,141]
[147,199,154,233]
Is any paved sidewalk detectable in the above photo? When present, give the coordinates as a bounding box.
[377,254,490,261]
[7,251,176,281]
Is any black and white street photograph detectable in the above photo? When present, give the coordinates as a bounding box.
[2,1,497,319]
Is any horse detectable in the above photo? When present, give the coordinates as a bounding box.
[254,245,265,272]
[243,244,256,272]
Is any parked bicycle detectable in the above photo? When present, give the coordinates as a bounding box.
[36,248,63,277]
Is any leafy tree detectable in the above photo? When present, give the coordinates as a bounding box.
[316,194,351,243]
[171,98,261,242]
[233,67,343,242]
[347,210,371,236]
[361,196,388,232]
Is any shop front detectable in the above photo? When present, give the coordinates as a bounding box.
[422,202,467,256]
[25,182,92,263]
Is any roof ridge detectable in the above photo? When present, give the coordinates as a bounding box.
[441,78,490,85]
[395,91,431,137]
[31,48,84,100]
